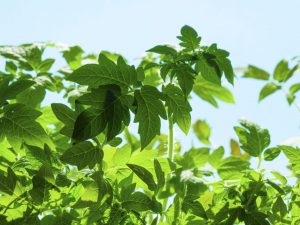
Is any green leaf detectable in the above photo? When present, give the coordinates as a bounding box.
[0,167,23,196]
[174,64,195,96]
[234,120,270,157]
[0,79,35,105]
[263,147,281,161]
[177,25,201,51]
[280,145,300,174]
[193,76,234,107]
[73,85,129,141]
[147,45,177,56]
[62,45,83,70]
[51,103,76,126]
[203,43,234,85]
[273,60,289,82]
[122,192,152,212]
[25,144,49,170]
[16,85,46,108]
[280,145,300,164]
[163,84,192,134]
[258,82,281,101]
[60,141,102,170]
[267,180,285,194]
[196,55,221,85]
[209,146,224,169]
[272,196,287,217]
[270,171,287,185]
[154,158,165,189]
[193,120,211,144]
[244,212,270,225]
[112,144,131,166]
[182,195,207,219]
[68,54,138,91]
[5,61,17,74]
[244,65,270,80]
[289,83,300,95]
[107,204,126,225]
[176,147,209,169]
[218,157,250,179]
[0,103,53,149]
[127,163,157,191]
[134,86,166,149]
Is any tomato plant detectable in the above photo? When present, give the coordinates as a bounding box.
[0,25,299,225]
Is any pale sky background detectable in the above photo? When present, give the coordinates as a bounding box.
[1,0,300,175]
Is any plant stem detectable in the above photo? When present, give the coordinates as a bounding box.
[160,112,174,222]
[168,114,174,161]
[257,154,262,169]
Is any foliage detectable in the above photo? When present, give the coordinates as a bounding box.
[0,25,299,225]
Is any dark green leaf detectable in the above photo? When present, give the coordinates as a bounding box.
[154,158,165,189]
[134,86,166,149]
[60,141,102,170]
[234,120,270,157]
[0,103,53,149]
[163,84,192,134]
[127,163,157,191]
[182,195,207,219]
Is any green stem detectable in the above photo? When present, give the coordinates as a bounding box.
[124,127,134,150]
[160,113,174,222]
[168,115,174,161]
[257,154,262,170]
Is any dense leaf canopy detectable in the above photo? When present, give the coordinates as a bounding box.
[0,25,299,225]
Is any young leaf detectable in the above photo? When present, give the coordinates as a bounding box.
[263,147,281,161]
[258,82,281,102]
[273,60,289,82]
[244,65,270,80]
[163,84,192,134]
[134,86,167,149]
[193,120,211,144]
[234,120,270,157]
[193,76,234,107]
[127,163,157,191]
[62,45,83,70]
[177,25,201,51]
[289,83,300,95]
[60,141,103,170]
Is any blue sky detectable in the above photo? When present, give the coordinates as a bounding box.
[1,0,300,174]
